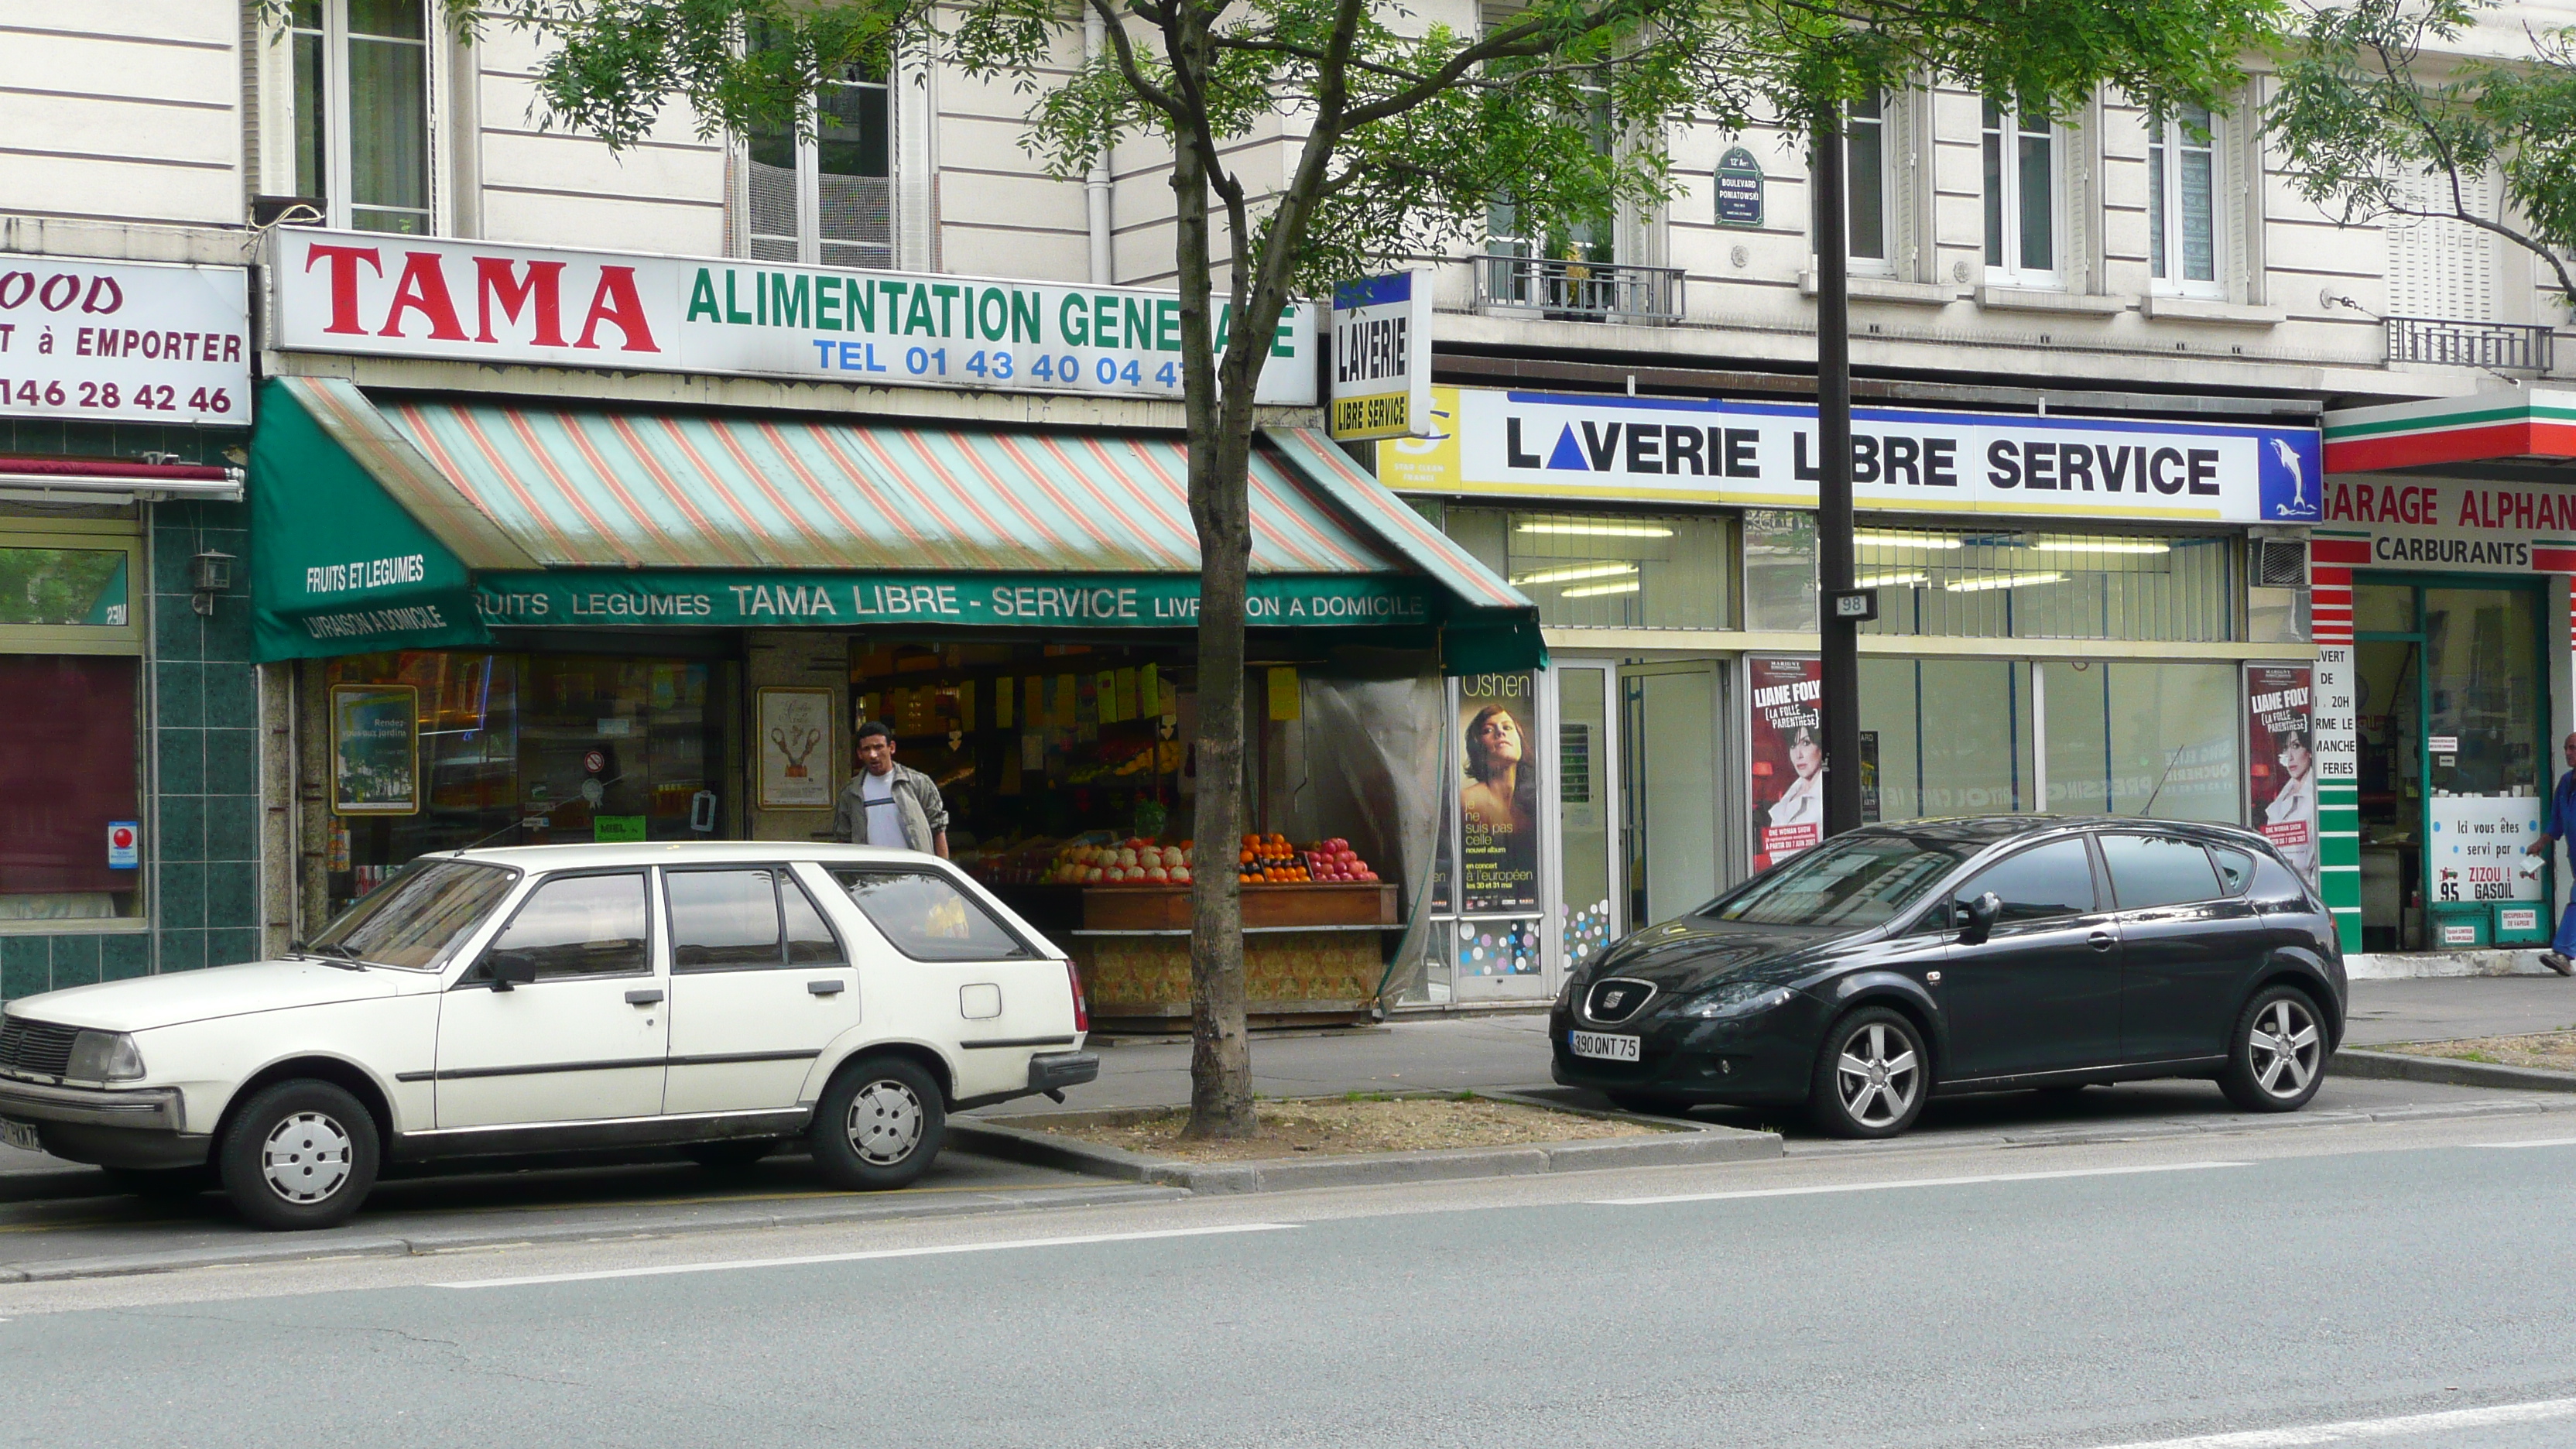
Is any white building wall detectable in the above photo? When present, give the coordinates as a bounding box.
[0,0,243,230]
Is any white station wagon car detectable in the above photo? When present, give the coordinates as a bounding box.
[0,843,1097,1230]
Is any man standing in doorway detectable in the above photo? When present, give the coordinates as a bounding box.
[834,721,950,858]
[2522,732,2576,975]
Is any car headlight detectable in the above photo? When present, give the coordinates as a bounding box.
[1680,982,1795,1020]
[66,1030,144,1082]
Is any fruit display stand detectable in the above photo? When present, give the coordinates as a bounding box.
[1067,881,1403,1031]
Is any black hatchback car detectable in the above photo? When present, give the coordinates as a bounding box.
[1551,817,2344,1138]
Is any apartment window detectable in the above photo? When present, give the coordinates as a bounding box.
[2149,104,2222,296]
[289,0,432,235]
[1982,100,2057,283]
[745,57,895,269]
[1847,91,1893,269]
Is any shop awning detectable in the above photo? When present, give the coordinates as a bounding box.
[0,455,242,505]
[2324,386,2576,481]
[251,378,1537,668]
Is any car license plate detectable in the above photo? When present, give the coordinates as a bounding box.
[0,1118,41,1153]
[1568,1030,1641,1062]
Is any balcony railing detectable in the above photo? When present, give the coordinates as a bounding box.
[2386,315,2555,373]
[1476,255,1685,324]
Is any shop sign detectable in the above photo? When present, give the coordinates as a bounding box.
[2430,796,2543,905]
[1747,656,1824,870]
[2245,663,2318,884]
[470,570,1438,630]
[2317,476,2576,574]
[0,257,250,426]
[269,229,1317,405]
[1456,672,1540,916]
[1328,270,1432,442]
[2312,646,2358,790]
[1714,147,1765,227]
[1378,387,2324,525]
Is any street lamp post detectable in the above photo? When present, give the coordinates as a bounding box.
[1813,104,1863,837]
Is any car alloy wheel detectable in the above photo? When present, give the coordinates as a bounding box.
[2247,996,2321,1100]
[846,1077,926,1166]
[260,1110,356,1204]
[1834,1022,1920,1129]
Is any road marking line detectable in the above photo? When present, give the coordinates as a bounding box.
[433,1222,1301,1290]
[2471,1137,2576,1149]
[1595,1160,2251,1206]
[2086,1395,2576,1447]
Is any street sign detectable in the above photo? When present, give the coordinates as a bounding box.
[1716,147,1766,228]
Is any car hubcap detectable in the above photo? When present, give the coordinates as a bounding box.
[2249,998,2321,1098]
[1835,1023,1920,1129]
[847,1079,924,1166]
[260,1111,355,1204]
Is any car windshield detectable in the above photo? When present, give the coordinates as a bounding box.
[306,859,519,970]
[1701,834,1978,928]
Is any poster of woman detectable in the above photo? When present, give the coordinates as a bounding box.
[1748,656,1824,872]
[1458,673,1539,913]
[2246,663,2317,883]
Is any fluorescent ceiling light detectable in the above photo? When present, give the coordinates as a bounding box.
[1561,580,1643,598]
[2026,537,2172,555]
[1511,562,1639,587]
[1857,571,1928,588]
[1855,529,1965,550]
[1944,571,2067,593]
[1516,521,1674,538]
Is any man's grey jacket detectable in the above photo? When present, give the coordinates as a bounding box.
[831,762,948,852]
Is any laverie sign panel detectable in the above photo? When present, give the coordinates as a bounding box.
[269,229,1317,405]
[1379,387,2324,525]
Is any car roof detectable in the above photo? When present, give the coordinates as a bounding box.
[1843,814,2273,848]
[425,842,944,872]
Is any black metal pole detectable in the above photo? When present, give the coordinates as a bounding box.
[1813,102,1862,838]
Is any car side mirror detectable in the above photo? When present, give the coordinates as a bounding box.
[1956,891,2002,946]
[485,952,538,992]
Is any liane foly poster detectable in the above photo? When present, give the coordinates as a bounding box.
[2245,663,2317,883]
[1748,656,1824,872]
[1457,672,1539,913]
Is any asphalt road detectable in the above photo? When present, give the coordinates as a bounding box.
[6,1117,2576,1448]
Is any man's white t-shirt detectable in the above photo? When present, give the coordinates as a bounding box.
[858,769,899,846]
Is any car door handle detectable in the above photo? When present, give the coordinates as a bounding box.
[808,979,846,995]
[625,988,665,1005]
[2087,932,2115,952]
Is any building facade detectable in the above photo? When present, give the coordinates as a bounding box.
[2,2,2570,1004]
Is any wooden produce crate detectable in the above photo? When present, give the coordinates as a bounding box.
[1081,882,1398,931]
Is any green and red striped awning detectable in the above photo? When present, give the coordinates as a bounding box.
[250,378,1536,667]
[2324,388,2576,475]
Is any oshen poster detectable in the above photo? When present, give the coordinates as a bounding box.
[1457,673,1539,913]
[1749,657,1824,871]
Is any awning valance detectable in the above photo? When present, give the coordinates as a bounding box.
[250,378,1537,668]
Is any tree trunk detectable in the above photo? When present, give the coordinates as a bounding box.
[1170,55,1258,1139]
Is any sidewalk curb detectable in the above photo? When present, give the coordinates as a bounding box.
[954,1093,1783,1194]
[2331,1047,2576,1094]
[0,1182,1187,1285]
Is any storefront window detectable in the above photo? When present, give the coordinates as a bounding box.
[321,652,735,909]
[2423,587,2543,799]
[2040,661,2243,821]
[1858,526,2235,642]
[1743,509,1818,632]
[1448,508,1732,630]
[1859,658,2036,820]
[0,519,146,927]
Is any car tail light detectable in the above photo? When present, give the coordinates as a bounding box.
[1067,960,1090,1033]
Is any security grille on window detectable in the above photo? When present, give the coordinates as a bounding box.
[289,0,432,235]
[2149,104,2222,296]
[746,58,896,269]
[1982,100,2057,284]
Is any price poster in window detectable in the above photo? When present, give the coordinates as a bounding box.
[331,684,419,816]
[1748,656,1824,871]
[2245,663,2318,883]
[1457,672,1540,913]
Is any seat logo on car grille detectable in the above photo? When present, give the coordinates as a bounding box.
[1586,978,1653,1023]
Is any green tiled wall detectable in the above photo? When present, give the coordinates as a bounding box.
[0,423,260,1001]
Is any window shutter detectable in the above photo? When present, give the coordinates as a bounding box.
[2386,166,2495,320]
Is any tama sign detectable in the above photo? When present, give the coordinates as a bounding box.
[269,228,1317,404]
[1378,387,2323,525]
